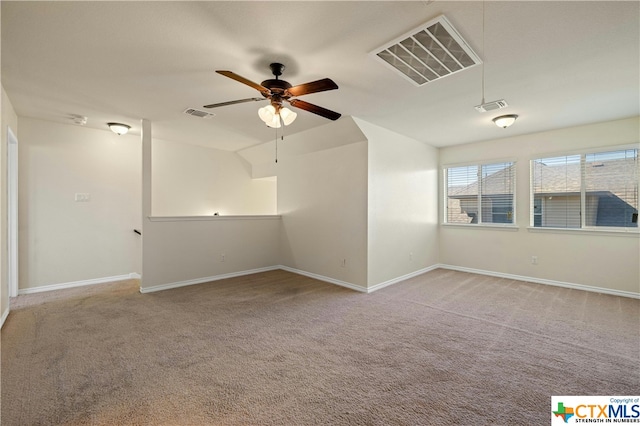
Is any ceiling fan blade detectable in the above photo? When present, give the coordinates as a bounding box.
[285,78,338,97]
[203,97,265,109]
[216,71,270,96]
[288,99,341,121]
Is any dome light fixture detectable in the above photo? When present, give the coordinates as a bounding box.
[107,122,131,135]
[492,114,518,129]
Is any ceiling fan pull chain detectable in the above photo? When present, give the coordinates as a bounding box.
[281,114,286,140]
[275,125,278,163]
[275,114,287,163]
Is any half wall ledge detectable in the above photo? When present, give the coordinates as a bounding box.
[148,215,281,222]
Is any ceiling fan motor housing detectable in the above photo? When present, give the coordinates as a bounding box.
[260,79,292,94]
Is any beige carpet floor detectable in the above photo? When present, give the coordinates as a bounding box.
[1,269,639,425]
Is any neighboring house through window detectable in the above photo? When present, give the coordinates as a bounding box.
[531,148,638,229]
[445,162,515,225]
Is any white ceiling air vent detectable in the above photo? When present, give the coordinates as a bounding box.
[183,108,215,119]
[371,15,481,86]
[70,114,88,125]
[475,99,509,113]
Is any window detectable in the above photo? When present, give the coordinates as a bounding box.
[531,148,638,229]
[445,161,515,225]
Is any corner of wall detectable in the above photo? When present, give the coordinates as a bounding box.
[277,118,369,288]
[1,85,19,323]
[352,117,440,288]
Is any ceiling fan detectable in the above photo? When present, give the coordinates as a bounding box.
[204,63,341,128]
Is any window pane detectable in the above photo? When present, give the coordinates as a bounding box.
[481,162,515,224]
[446,162,515,225]
[584,149,638,228]
[447,165,477,223]
[531,155,581,228]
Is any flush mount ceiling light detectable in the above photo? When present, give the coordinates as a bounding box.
[257,104,297,128]
[492,114,518,128]
[107,122,131,135]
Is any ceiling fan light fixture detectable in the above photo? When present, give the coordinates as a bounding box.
[258,105,276,122]
[265,115,282,129]
[258,105,281,128]
[258,105,297,128]
[107,122,131,135]
[280,107,297,126]
[492,114,518,128]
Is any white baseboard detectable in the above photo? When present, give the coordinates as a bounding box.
[278,265,368,293]
[139,266,280,294]
[1,307,9,329]
[19,265,634,301]
[18,273,141,295]
[438,264,640,299]
[367,265,441,293]
[278,265,443,294]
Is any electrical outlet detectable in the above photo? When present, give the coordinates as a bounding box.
[410,252,413,261]
[221,253,226,263]
[531,256,538,265]
[341,259,346,268]
[74,193,90,202]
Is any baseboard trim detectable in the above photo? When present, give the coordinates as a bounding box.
[21,265,633,300]
[1,307,9,329]
[278,265,368,293]
[139,265,434,295]
[18,273,141,295]
[438,264,640,299]
[139,266,281,294]
[367,265,441,293]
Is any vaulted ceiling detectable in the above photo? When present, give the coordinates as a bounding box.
[2,1,638,151]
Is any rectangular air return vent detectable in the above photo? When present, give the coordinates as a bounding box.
[371,15,481,86]
[183,108,215,119]
[475,99,509,113]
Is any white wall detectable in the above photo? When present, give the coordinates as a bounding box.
[18,117,142,291]
[9,113,638,298]
[140,123,281,291]
[152,138,276,216]
[141,217,281,290]
[1,85,19,324]
[278,119,369,289]
[439,117,640,295]
[354,118,439,288]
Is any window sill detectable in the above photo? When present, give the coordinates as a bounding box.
[441,223,520,231]
[527,226,639,237]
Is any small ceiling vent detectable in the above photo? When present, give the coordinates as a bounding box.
[371,15,481,86]
[475,99,509,113]
[184,108,215,119]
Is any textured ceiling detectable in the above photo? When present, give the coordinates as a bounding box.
[2,1,638,151]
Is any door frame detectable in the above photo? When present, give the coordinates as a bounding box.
[8,126,18,297]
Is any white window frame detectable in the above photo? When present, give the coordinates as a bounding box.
[443,160,517,228]
[529,145,639,234]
